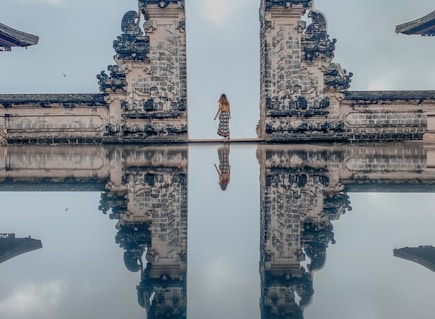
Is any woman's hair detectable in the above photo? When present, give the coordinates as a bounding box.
[219,173,230,191]
[218,94,230,112]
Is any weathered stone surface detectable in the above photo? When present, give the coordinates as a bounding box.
[257,142,435,318]
[0,22,39,51]
[396,10,435,36]
[0,94,109,144]
[259,1,435,143]
[0,94,106,107]
[341,91,435,142]
[97,65,127,93]
[113,11,149,61]
[138,0,183,8]
[259,1,349,142]
[344,90,435,102]
[2,143,435,316]
[2,2,435,144]
[99,2,188,143]
[263,0,312,9]
[99,146,188,318]
[0,2,188,145]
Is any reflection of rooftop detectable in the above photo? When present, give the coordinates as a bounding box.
[0,22,39,51]
[0,233,42,264]
[395,11,435,36]
[394,246,435,272]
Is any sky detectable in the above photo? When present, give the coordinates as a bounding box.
[1,0,435,138]
[2,2,435,318]
[1,145,435,318]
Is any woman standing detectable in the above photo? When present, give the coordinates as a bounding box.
[214,94,231,140]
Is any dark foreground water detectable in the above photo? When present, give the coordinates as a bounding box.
[1,143,435,319]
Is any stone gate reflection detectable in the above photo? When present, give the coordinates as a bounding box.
[2,143,435,318]
[258,145,350,318]
[98,147,188,318]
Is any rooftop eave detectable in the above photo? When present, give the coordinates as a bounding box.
[395,10,435,36]
[0,22,39,51]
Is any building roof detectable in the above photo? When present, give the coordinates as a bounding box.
[0,22,39,51]
[394,246,435,272]
[0,93,106,107]
[395,10,435,36]
[0,234,42,264]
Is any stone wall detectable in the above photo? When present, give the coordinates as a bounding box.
[2,1,435,144]
[0,1,188,145]
[259,1,435,143]
[0,94,107,144]
[343,91,435,142]
[259,0,351,142]
[257,142,435,318]
[2,143,435,317]
[100,145,188,318]
[99,2,188,143]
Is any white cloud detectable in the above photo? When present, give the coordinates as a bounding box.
[203,258,233,293]
[199,0,251,25]
[367,71,401,90]
[367,79,389,91]
[17,0,62,4]
[0,282,63,318]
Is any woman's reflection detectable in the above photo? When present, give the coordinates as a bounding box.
[214,144,231,191]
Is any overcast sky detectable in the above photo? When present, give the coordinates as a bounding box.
[1,2,435,317]
[2,0,435,138]
[2,148,435,319]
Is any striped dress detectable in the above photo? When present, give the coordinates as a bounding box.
[217,104,230,138]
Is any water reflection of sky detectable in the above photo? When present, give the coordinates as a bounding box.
[1,144,435,319]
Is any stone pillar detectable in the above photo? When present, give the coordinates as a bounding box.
[257,144,350,318]
[99,1,188,143]
[259,0,352,141]
[100,146,188,318]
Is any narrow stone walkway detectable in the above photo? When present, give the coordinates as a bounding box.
[188,138,264,144]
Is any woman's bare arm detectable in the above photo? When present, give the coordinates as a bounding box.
[214,108,220,120]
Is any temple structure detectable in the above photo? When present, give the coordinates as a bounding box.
[98,0,188,142]
[0,233,42,264]
[258,0,435,142]
[258,0,352,141]
[396,10,435,36]
[257,142,435,318]
[394,246,435,272]
[0,22,38,51]
[0,0,187,144]
[2,143,435,317]
[258,145,348,318]
[1,0,435,143]
[99,146,188,318]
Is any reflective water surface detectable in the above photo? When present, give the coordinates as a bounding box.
[1,143,435,319]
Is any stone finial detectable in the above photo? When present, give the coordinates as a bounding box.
[138,0,184,9]
[302,10,336,61]
[113,10,149,61]
[324,63,353,91]
[97,65,126,93]
[263,0,312,9]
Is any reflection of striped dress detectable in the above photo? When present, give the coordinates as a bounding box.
[218,145,230,174]
[217,111,230,137]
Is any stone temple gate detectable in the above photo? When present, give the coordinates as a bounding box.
[1,0,435,144]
